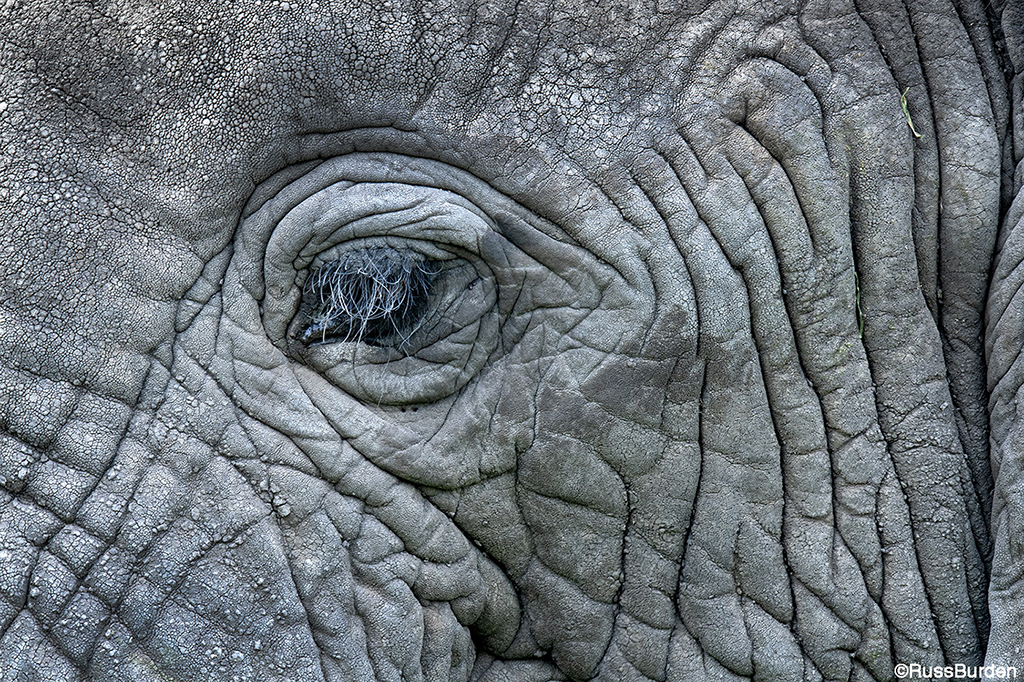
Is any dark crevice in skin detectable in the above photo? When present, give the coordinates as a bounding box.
[663,138,812,589]
[623,165,710,660]
[290,126,432,161]
[881,0,997,585]
[948,0,1015,174]
[874,7,997,649]
[919,0,997,631]
[723,59,831,256]
[0,392,125,552]
[592,479,634,676]
[49,384,145,533]
[717,155,819,652]
[963,523,994,652]
[989,0,1017,92]
[41,82,129,131]
[739,596,757,681]
[846,245,945,660]
[717,136,890,651]
[405,0,442,109]
[639,144,773,672]
[789,579,826,682]
[676,355,706,666]
[872,468,901,674]
[959,447,995,643]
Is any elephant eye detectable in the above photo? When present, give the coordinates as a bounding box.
[244,153,581,406]
[298,246,441,348]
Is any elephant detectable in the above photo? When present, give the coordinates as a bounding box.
[2,0,1024,679]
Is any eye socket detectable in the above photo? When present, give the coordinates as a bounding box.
[239,153,589,406]
[297,246,441,349]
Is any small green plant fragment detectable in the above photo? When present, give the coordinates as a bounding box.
[900,88,923,139]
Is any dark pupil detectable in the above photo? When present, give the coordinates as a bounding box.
[299,247,440,346]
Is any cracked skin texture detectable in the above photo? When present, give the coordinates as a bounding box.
[1,0,1024,679]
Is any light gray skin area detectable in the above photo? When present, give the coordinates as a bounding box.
[3,0,1024,679]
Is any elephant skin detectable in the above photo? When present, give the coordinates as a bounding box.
[0,0,1022,679]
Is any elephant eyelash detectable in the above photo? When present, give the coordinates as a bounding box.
[298,246,441,348]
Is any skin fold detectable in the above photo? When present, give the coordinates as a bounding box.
[0,0,1021,679]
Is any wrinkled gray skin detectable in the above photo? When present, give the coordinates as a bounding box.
[3,0,1024,679]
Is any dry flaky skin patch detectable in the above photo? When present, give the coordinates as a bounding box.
[299,247,440,348]
[0,0,1013,680]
